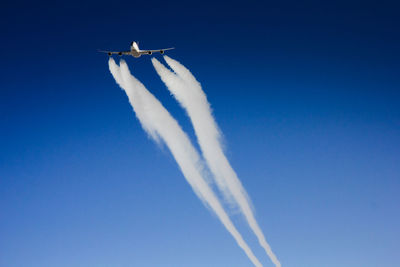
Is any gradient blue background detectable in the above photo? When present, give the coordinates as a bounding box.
[1,0,399,266]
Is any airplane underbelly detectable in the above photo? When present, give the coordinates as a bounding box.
[132,51,140,58]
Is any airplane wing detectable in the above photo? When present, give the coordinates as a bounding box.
[139,47,174,55]
[98,50,132,55]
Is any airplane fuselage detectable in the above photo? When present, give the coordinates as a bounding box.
[130,42,141,58]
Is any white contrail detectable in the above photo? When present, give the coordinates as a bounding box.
[108,58,262,267]
[152,56,281,267]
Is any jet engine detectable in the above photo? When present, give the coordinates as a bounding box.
[160,50,164,54]
[118,52,122,56]
[148,51,152,55]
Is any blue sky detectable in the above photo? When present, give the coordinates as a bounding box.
[1,0,399,266]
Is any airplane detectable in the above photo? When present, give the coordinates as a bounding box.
[99,41,174,58]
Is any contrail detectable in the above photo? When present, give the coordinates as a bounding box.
[108,58,262,267]
[152,56,281,267]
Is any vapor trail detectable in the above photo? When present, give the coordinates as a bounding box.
[152,56,281,267]
[108,58,262,267]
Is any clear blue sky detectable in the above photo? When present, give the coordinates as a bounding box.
[1,0,399,266]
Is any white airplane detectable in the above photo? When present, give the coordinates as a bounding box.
[99,41,174,58]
